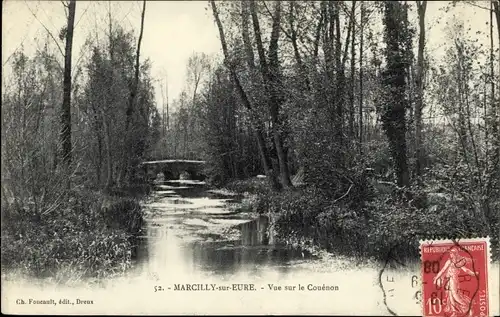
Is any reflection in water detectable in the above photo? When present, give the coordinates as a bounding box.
[240,215,270,246]
[186,239,309,277]
[137,180,313,278]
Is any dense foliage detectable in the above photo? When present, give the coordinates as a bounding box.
[1,9,156,282]
[193,1,499,261]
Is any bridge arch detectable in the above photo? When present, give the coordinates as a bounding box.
[140,159,206,182]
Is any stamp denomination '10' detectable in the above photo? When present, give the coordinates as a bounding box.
[420,238,490,317]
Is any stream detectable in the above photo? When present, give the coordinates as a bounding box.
[125,179,423,315]
[3,179,499,315]
[135,180,312,278]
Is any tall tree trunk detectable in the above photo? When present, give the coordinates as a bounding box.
[241,0,256,71]
[166,81,169,131]
[495,1,500,93]
[334,1,345,156]
[211,0,280,190]
[414,0,427,177]
[160,77,166,138]
[60,0,76,166]
[456,40,469,161]
[106,3,115,189]
[288,1,310,91]
[359,1,364,154]
[124,0,146,183]
[349,1,357,141]
[91,104,103,186]
[240,0,276,184]
[102,110,113,190]
[313,6,324,60]
[494,0,500,166]
[382,1,410,188]
[267,1,293,188]
[486,0,500,206]
[322,0,334,116]
[250,0,292,188]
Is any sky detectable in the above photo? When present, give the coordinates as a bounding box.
[2,1,496,113]
[2,0,222,109]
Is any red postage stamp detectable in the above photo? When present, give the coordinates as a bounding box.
[420,237,491,317]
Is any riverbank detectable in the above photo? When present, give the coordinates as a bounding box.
[221,177,500,263]
[1,184,150,286]
[3,178,500,316]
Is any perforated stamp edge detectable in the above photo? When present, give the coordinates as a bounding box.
[418,236,492,317]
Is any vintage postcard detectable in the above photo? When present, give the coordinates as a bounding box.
[2,0,499,315]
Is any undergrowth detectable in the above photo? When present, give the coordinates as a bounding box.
[1,186,148,284]
[224,170,499,263]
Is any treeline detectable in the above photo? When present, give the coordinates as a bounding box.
[164,1,500,260]
[150,53,210,161]
[1,1,158,282]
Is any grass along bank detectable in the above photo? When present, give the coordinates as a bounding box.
[1,185,150,286]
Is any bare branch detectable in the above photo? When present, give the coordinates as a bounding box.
[74,1,92,29]
[333,184,353,203]
[459,0,494,12]
[118,2,135,28]
[24,1,65,57]
[60,0,68,18]
[2,19,32,67]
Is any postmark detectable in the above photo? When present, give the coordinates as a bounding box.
[420,237,491,317]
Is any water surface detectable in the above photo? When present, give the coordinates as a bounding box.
[3,180,499,315]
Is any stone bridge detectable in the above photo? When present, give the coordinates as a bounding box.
[139,159,206,181]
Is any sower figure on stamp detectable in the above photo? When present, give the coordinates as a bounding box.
[433,247,479,317]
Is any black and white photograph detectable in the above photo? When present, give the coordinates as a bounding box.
[1,0,499,315]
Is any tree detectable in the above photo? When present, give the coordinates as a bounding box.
[185,52,211,159]
[60,0,76,166]
[249,0,293,188]
[187,52,211,105]
[199,64,261,183]
[2,49,65,214]
[414,0,427,177]
[349,1,357,140]
[381,1,413,188]
[359,0,365,154]
[286,1,311,91]
[485,0,500,216]
[320,0,352,166]
[210,0,281,190]
[78,20,159,189]
[124,0,147,184]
